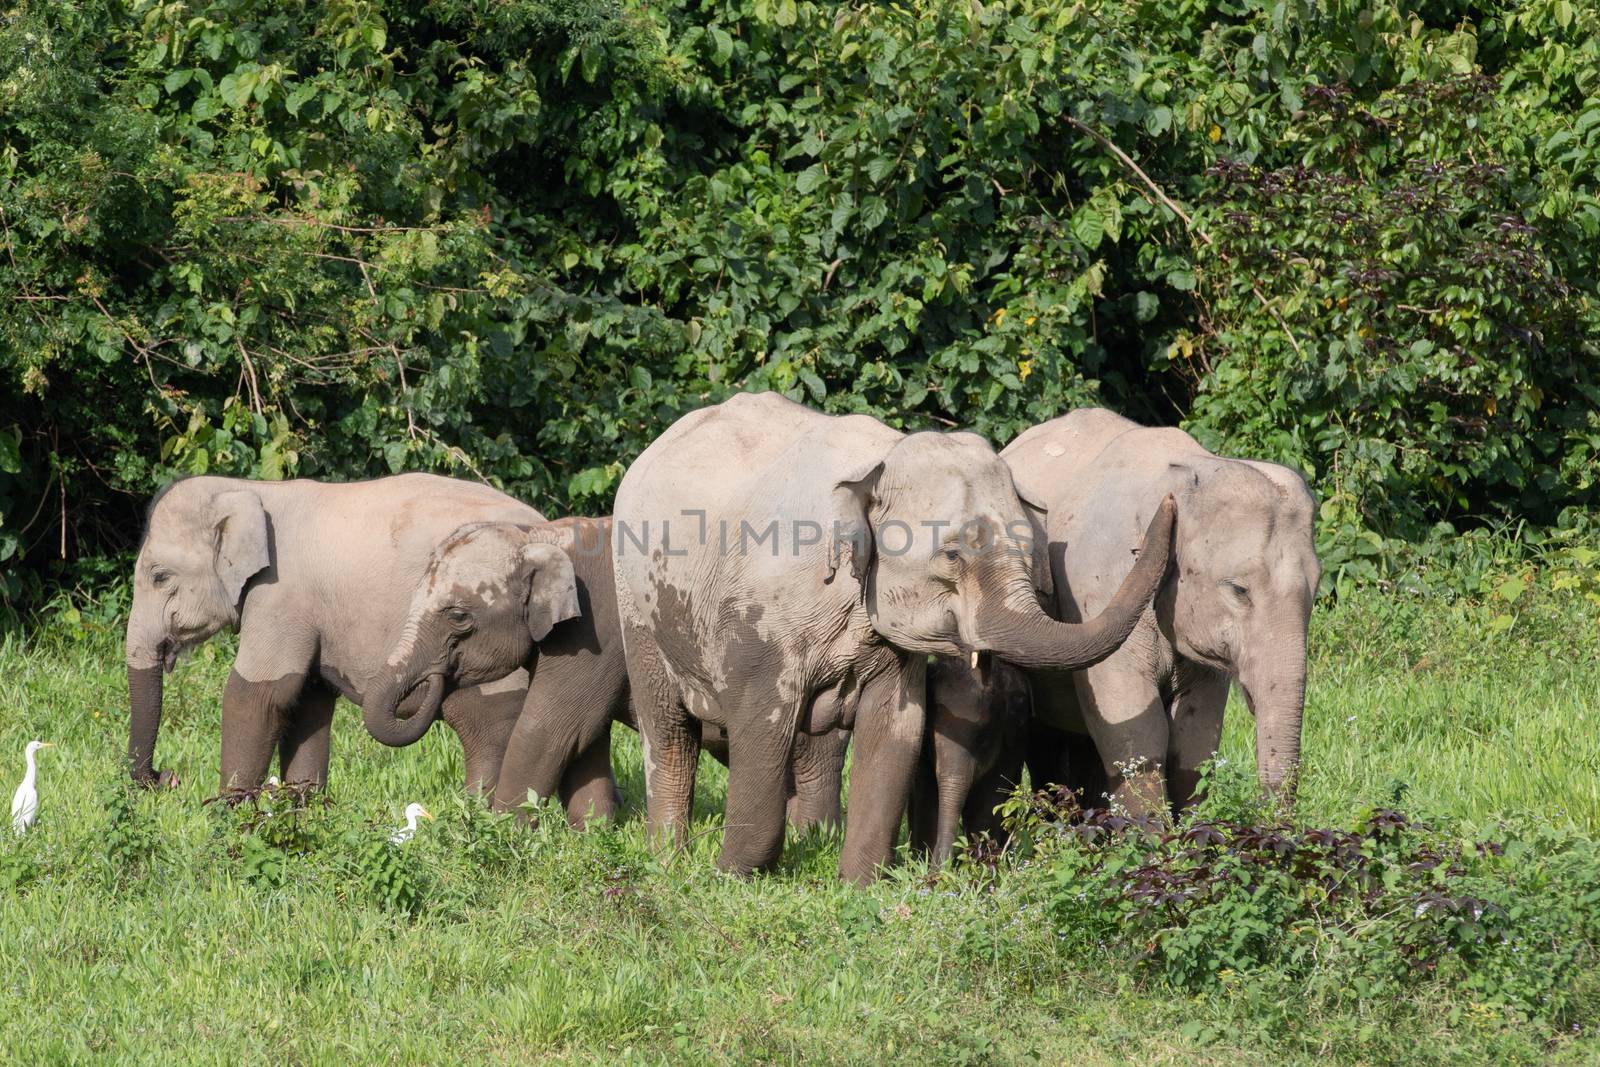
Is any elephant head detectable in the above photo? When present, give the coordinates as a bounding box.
[836,431,1176,675]
[1158,460,1320,799]
[126,478,271,786]
[363,521,580,747]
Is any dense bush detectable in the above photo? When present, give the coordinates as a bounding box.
[3,0,1598,608]
[985,764,1600,1032]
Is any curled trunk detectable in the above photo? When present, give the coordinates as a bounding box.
[363,672,446,747]
[976,496,1176,671]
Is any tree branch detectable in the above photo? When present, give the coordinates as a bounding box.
[1062,115,1305,360]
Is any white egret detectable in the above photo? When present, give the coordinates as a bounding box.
[265,776,280,789]
[389,802,434,845]
[11,740,54,836]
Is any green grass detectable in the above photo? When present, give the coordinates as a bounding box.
[0,581,1596,1065]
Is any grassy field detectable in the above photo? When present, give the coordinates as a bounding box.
[0,579,1596,1065]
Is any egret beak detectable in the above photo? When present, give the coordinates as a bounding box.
[39,743,55,749]
[421,808,435,821]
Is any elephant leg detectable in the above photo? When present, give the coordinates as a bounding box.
[219,669,308,793]
[965,724,1026,847]
[558,726,622,828]
[701,725,730,767]
[719,711,801,876]
[1073,657,1169,818]
[839,658,928,885]
[1166,672,1231,813]
[222,626,317,793]
[1025,671,1099,806]
[907,742,939,860]
[963,761,1018,848]
[492,648,628,826]
[277,681,336,788]
[623,625,699,850]
[786,727,848,832]
[442,673,529,796]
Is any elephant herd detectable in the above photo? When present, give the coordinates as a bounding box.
[125,394,1319,884]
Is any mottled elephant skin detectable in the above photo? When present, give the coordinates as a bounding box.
[379,514,853,832]
[125,473,559,795]
[1005,409,1320,815]
[611,392,1176,884]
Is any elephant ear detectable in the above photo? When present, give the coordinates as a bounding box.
[520,541,580,642]
[825,459,884,590]
[1008,476,1055,603]
[210,489,269,610]
[1021,499,1055,604]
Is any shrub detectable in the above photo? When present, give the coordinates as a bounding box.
[1010,766,1600,1028]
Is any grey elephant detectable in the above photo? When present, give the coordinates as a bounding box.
[910,410,1320,863]
[373,513,851,830]
[1006,409,1320,815]
[125,473,579,794]
[610,391,1176,883]
[367,515,629,826]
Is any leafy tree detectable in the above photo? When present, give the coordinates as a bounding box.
[2,0,1597,608]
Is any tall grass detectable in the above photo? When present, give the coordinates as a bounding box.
[0,577,1594,1064]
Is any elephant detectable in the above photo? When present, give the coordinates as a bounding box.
[366,514,628,827]
[373,513,852,831]
[908,657,1031,867]
[999,408,1321,817]
[610,391,1176,883]
[125,473,579,795]
[907,410,1320,864]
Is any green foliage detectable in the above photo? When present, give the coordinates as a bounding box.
[349,832,426,912]
[0,835,42,893]
[1008,770,1600,1026]
[97,777,164,886]
[215,777,334,888]
[3,0,1599,604]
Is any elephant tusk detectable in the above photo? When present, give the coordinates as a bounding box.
[969,650,979,670]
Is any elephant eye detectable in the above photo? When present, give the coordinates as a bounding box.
[445,607,473,627]
[151,568,173,588]
[1222,580,1251,604]
[941,547,962,565]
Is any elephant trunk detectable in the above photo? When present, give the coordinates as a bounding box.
[838,660,928,886]
[126,599,174,786]
[127,662,165,785]
[975,496,1175,671]
[929,759,976,869]
[363,671,446,748]
[1239,635,1307,804]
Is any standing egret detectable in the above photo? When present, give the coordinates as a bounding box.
[389,803,434,845]
[11,740,54,836]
